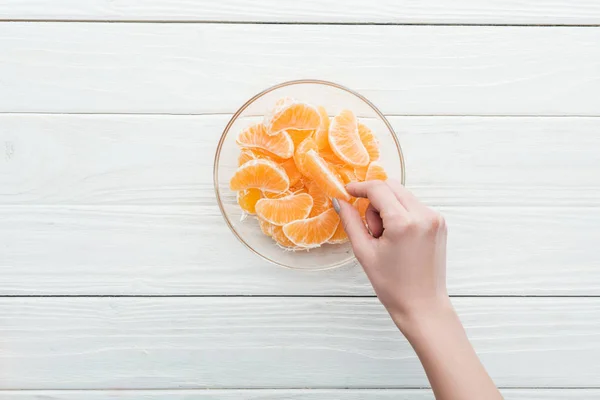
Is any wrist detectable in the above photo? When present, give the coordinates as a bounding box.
[390,296,456,339]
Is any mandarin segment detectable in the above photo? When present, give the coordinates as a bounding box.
[358,122,380,162]
[314,106,331,150]
[237,188,263,214]
[281,158,302,187]
[328,221,349,244]
[237,123,294,159]
[271,225,298,249]
[230,159,290,193]
[255,193,313,226]
[328,109,370,167]
[307,181,332,217]
[365,161,388,181]
[353,197,370,224]
[287,128,314,147]
[266,101,322,135]
[303,149,351,202]
[293,136,319,177]
[231,100,390,250]
[283,208,340,248]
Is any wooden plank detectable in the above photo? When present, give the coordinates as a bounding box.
[1,389,598,399]
[1,0,600,24]
[2,204,600,295]
[1,24,599,115]
[2,115,599,207]
[2,298,599,388]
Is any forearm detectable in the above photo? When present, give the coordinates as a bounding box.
[397,300,503,400]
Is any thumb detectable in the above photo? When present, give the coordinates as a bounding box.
[333,198,372,256]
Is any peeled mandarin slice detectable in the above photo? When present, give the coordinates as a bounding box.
[353,197,370,224]
[237,188,263,214]
[354,165,368,181]
[358,122,380,162]
[293,136,318,177]
[230,159,289,193]
[237,123,293,159]
[258,218,274,237]
[307,181,332,217]
[281,158,302,187]
[287,129,314,147]
[328,109,369,167]
[266,101,321,135]
[319,147,344,165]
[335,165,358,184]
[365,161,388,181]
[303,149,351,202]
[238,148,286,166]
[271,225,298,249]
[283,208,340,248]
[328,221,349,244]
[314,106,331,150]
[255,192,313,226]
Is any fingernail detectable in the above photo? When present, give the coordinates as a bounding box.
[332,198,340,213]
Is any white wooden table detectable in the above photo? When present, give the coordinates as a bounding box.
[1,1,600,398]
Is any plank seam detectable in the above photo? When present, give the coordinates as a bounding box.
[1,20,600,27]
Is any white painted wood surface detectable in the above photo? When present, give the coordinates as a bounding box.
[2,115,600,295]
[2,389,599,400]
[2,115,599,207]
[2,298,600,388]
[1,24,599,115]
[1,1,600,395]
[1,0,600,24]
[2,205,599,295]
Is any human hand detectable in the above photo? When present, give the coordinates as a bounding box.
[334,180,450,330]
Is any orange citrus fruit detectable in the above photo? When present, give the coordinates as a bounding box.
[231,100,387,250]
[353,197,370,224]
[255,192,313,225]
[358,122,380,162]
[303,149,351,201]
[287,128,314,147]
[334,165,358,184]
[258,217,274,237]
[314,106,330,150]
[266,100,321,135]
[306,181,332,217]
[365,161,388,181]
[230,159,289,193]
[293,136,318,177]
[237,188,263,214]
[283,208,340,248]
[271,225,297,248]
[328,221,349,244]
[281,158,302,187]
[237,123,293,159]
[328,110,369,167]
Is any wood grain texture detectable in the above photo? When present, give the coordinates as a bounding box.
[1,0,600,24]
[2,205,600,295]
[2,297,600,388]
[1,24,599,115]
[2,115,599,206]
[2,115,600,295]
[2,389,598,399]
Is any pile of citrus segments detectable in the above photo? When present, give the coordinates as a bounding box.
[230,98,387,250]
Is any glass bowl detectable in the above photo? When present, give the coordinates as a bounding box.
[214,79,405,270]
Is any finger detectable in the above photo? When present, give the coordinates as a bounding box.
[346,181,408,221]
[365,203,384,238]
[334,198,373,257]
[386,179,422,211]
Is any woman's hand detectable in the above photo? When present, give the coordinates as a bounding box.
[334,180,503,400]
[334,179,450,329]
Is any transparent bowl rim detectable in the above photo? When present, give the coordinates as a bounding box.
[213,79,406,271]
